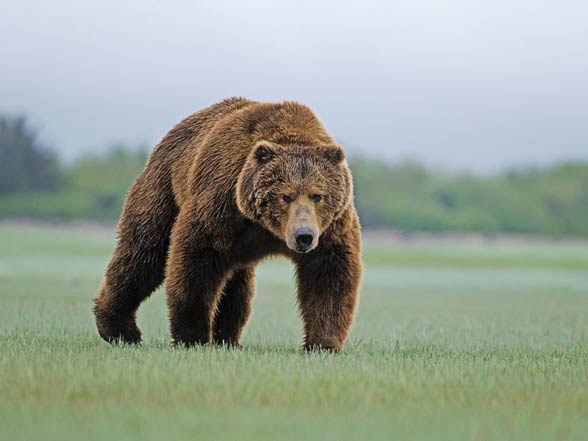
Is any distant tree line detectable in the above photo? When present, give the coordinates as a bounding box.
[1,115,587,236]
[0,115,147,221]
[352,158,588,236]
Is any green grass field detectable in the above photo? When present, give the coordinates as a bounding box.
[1,224,587,441]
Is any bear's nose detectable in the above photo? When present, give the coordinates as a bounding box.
[294,228,315,251]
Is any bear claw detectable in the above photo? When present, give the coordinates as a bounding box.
[95,313,142,345]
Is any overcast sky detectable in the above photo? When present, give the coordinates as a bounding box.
[1,0,587,171]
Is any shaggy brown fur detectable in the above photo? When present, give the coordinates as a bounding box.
[94,98,362,351]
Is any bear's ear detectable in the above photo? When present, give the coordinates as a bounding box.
[322,144,345,165]
[254,141,277,164]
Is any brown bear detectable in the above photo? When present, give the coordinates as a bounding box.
[93,97,362,351]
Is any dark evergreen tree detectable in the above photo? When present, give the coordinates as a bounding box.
[0,116,62,194]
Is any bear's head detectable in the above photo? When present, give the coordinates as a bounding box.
[237,140,353,253]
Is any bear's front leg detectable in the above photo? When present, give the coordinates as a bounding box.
[295,223,362,351]
[165,217,229,347]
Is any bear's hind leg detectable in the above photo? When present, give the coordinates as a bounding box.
[213,267,256,347]
[94,169,178,344]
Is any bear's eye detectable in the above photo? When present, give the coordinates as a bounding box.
[311,194,322,203]
[282,195,293,203]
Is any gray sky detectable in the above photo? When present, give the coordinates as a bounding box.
[1,0,587,172]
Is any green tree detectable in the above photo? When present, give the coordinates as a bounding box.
[0,116,62,194]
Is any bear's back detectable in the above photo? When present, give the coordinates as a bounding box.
[149,98,333,208]
[156,98,257,204]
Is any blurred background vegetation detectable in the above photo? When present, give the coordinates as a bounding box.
[1,114,587,236]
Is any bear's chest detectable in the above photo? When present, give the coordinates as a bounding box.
[230,222,289,266]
